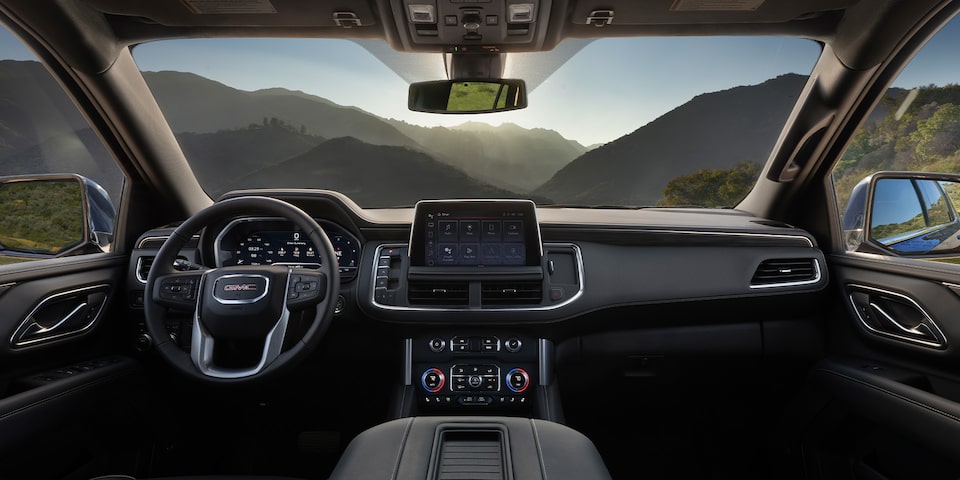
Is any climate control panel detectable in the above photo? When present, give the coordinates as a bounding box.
[409,333,539,412]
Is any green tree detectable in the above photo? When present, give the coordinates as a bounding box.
[911,103,960,161]
[659,161,761,207]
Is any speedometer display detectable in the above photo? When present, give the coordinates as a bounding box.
[217,219,360,281]
[234,231,322,266]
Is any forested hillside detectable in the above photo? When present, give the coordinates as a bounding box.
[833,84,960,211]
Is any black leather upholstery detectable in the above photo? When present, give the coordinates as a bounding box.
[91,476,304,480]
[329,416,612,479]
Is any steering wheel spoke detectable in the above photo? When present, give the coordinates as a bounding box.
[286,271,328,310]
[153,271,203,311]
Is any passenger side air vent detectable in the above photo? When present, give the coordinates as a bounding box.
[136,256,155,284]
[750,258,819,288]
[408,281,469,305]
[481,280,543,305]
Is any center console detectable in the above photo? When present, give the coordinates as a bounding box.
[329,416,612,480]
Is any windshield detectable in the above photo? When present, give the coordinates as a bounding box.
[132,37,820,208]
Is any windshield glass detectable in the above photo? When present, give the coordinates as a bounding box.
[132,37,820,208]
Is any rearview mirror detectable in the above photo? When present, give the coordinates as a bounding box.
[0,174,115,264]
[408,79,527,114]
[842,171,960,256]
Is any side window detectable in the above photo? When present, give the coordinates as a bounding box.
[0,24,123,264]
[833,14,960,258]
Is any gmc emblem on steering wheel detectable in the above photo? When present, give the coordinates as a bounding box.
[213,274,269,304]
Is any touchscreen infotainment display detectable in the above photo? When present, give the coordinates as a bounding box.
[409,200,541,267]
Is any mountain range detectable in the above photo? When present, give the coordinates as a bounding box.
[534,74,808,206]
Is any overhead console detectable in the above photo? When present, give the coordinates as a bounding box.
[392,0,552,52]
[365,200,584,317]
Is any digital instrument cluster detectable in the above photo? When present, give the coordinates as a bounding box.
[215,218,360,281]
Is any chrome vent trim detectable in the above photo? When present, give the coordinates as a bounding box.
[136,256,154,284]
[749,258,820,289]
[137,234,199,249]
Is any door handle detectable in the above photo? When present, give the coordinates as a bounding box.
[18,302,89,341]
[868,302,938,342]
[846,284,947,349]
[10,285,110,348]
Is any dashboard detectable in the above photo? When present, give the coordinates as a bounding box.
[126,191,831,418]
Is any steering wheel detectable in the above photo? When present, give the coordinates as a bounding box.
[143,196,339,383]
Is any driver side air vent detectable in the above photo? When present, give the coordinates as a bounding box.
[750,258,819,287]
[408,281,469,305]
[136,256,154,284]
[481,280,543,305]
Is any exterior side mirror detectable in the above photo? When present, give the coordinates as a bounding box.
[843,171,960,256]
[408,79,527,114]
[0,174,115,263]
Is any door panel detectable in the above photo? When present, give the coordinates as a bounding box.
[805,253,960,479]
[0,254,143,480]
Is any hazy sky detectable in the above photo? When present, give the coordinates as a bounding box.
[2,17,959,146]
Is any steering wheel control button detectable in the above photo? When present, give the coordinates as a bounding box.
[287,272,328,308]
[506,368,530,393]
[158,276,199,306]
[505,337,522,352]
[428,338,446,352]
[421,368,445,393]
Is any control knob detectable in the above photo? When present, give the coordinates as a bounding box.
[421,368,446,393]
[506,368,530,393]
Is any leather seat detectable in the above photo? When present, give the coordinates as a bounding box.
[91,476,305,480]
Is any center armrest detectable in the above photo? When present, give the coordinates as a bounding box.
[329,416,611,480]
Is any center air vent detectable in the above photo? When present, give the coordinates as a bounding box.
[408,281,469,305]
[481,281,543,305]
[750,258,819,288]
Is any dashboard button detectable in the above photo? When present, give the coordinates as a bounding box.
[505,338,522,353]
[429,338,446,352]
